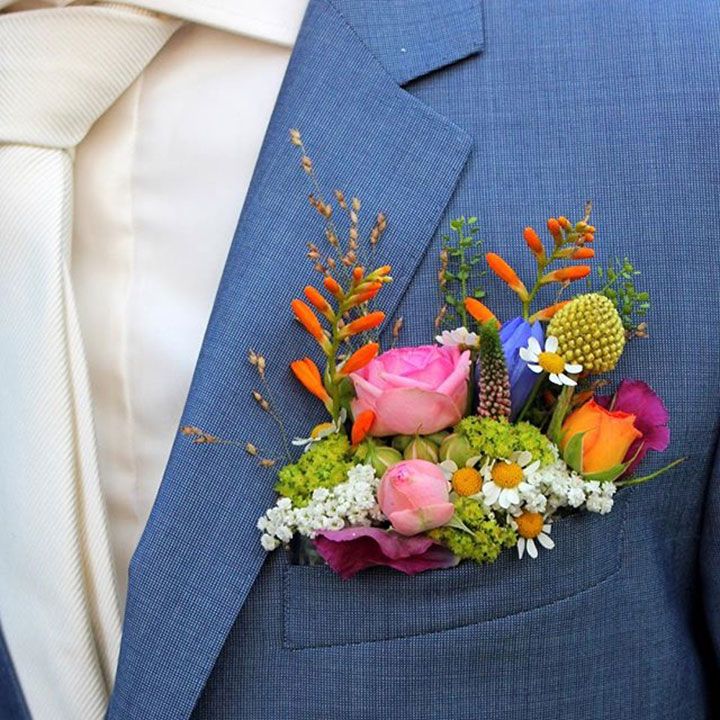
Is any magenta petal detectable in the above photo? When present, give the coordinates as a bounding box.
[313,527,459,580]
[597,379,671,476]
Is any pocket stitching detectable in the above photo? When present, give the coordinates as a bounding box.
[282,501,628,651]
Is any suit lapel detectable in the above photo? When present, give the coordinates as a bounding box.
[111,1,482,717]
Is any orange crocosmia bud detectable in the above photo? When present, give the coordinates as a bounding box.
[351,410,376,445]
[352,266,364,282]
[558,216,572,230]
[529,300,571,322]
[303,286,330,312]
[547,218,562,237]
[375,265,392,276]
[523,226,544,257]
[571,247,595,260]
[323,275,342,297]
[290,358,331,404]
[485,253,529,299]
[583,233,595,243]
[543,265,592,283]
[344,311,385,335]
[291,299,325,341]
[340,342,379,376]
[464,297,499,326]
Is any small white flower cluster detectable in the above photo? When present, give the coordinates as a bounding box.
[518,458,617,516]
[257,464,384,551]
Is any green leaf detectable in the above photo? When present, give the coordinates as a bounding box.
[562,431,585,473]
[443,511,475,536]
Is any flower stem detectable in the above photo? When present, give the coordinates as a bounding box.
[516,374,544,422]
[547,383,576,444]
[615,457,687,487]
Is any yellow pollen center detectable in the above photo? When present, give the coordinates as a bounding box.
[491,462,523,488]
[310,422,333,439]
[452,468,482,497]
[515,512,544,539]
[538,351,566,375]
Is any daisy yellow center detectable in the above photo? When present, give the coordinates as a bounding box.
[491,462,523,489]
[452,468,482,496]
[310,422,333,439]
[516,512,544,539]
[538,351,566,375]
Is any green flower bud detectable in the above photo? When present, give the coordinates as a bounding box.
[392,435,413,452]
[403,436,439,463]
[439,433,474,466]
[425,431,450,446]
[369,446,403,477]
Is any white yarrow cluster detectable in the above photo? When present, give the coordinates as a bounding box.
[519,458,617,516]
[257,464,384,551]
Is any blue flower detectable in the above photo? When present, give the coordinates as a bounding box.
[499,317,544,419]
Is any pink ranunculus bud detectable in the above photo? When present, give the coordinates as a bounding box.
[349,345,471,437]
[378,460,455,536]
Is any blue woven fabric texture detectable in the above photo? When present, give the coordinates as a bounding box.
[0,624,29,720]
[109,0,720,718]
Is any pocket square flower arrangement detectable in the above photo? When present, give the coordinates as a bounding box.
[185,130,683,579]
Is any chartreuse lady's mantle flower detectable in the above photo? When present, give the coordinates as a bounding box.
[519,335,583,387]
[509,512,554,559]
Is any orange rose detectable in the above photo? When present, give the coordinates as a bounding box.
[560,399,643,474]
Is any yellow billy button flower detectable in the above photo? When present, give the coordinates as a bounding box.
[510,512,554,560]
[519,335,583,386]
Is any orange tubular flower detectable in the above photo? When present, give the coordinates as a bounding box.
[374,265,392,277]
[529,301,571,323]
[323,275,342,297]
[303,286,331,313]
[547,217,562,238]
[343,311,385,336]
[339,342,379,376]
[464,297,499,326]
[351,409,376,445]
[523,226,544,257]
[290,358,331,404]
[558,216,572,230]
[541,265,592,284]
[485,253,529,300]
[352,266,364,282]
[291,299,325,341]
[571,247,595,260]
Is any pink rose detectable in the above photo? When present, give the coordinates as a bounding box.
[350,345,471,436]
[378,460,455,536]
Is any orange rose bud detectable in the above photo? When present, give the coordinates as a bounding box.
[303,286,330,312]
[464,297,499,325]
[523,226,544,257]
[290,358,331,404]
[351,409,376,445]
[547,217,562,237]
[571,247,595,259]
[558,216,572,230]
[323,275,342,297]
[352,266,364,282]
[560,399,642,474]
[486,253,529,300]
[339,342,379,376]
[291,299,325,341]
[529,300,571,322]
[344,311,385,336]
[541,265,592,283]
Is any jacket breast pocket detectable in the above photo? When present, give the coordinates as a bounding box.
[282,494,628,650]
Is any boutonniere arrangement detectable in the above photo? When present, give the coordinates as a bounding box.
[184,130,683,579]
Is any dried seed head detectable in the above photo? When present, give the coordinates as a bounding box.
[326,256,336,269]
[289,128,302,146]
[349,210,358,225]
[392,316,404,338]
[334,190,347,208]
[259,458,276,469]
[245,442,258,456]
[301,155,313,174]
[313,262,326,274]
[257,355,266,378]
[434,305,447,328]
[252,390,271,412]
[351,197,361,212]
[326,227,340,247]
[248,349,258,366]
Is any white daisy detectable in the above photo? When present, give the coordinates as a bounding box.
[509,512,555,560]
[482,451,540,510]
[438,455,483,497]
[519,335,583,386]
[435,326,480,350]
[292,408,347,452]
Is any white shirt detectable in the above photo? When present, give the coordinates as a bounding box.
[68,0,306,605]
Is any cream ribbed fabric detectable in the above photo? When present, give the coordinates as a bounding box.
[0,5,179,719]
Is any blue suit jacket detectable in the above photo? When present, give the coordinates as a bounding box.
[9,1,720,718]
